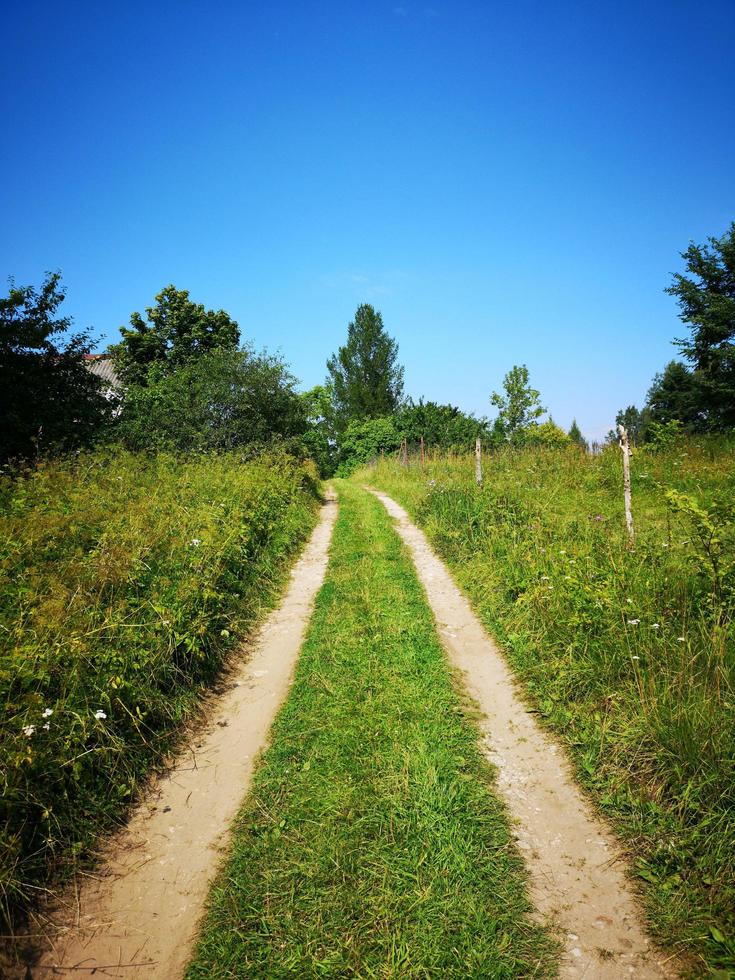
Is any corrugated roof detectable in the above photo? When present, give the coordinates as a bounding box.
[84,355,121,390]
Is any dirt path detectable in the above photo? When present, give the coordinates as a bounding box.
[370,489,677,980]
[26,493,337,980]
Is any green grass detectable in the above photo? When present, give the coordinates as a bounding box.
[361,439,735,976]
[0,449,320,930]
[188,481,557,979]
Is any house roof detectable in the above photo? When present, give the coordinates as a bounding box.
[84,354,121,389]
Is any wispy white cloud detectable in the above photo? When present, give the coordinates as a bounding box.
[315,269,414,302]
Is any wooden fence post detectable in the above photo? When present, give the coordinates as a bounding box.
[475,436,483,485]
[420,435,425,467]
[401,438,408,467]
[617,424,634,545]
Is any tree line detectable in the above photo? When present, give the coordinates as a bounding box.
[1,222,733,470]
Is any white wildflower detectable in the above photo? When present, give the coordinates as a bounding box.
[42,708,53,718]
[652,623,660,629]
[631,656,640,661]
[22,725,36,737]
[189,538,202,547]
[627,619,640,626]
[42,722,50,731]
[94,710,107,720]
[677,636,686,642]
[541,575,550,581]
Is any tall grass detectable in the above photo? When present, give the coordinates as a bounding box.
[362,438,735,974]
[0,449,319,929]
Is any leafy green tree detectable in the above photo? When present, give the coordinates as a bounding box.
[666,222,735,429]
[115,347,305,452]
[518,419,570,446]
[610,405,650,445]
[0,273,111,462]
[396,399,489,450]
[326,304,404,434]
[336,416,400,475]
[646,360,703,429]
[300,384,337,477]
[491,365,546,443]
[111,285,240,386]
[568,419,588,450]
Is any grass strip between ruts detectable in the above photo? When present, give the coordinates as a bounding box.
[187,481,557,978]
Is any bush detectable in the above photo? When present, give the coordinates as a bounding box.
[336,416,399,475]
[0,449,319,926]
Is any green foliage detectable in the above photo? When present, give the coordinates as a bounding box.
[111,285,240,387]
[646,361,703,430]
[0,450,319,928]
[299,384,337,477]
[613,404,651,444]
[114,347,306,452]
[667,221,735,430]
[363,438,735,973]
[326,304,404,434]
[0,274,112,463]
[396,399,489,450]
[336,416,399,475]
[516,419,570,446]
[568,418,588,450]
[188,484,556,978]
[490,364,546,443]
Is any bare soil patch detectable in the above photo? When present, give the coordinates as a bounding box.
[370,488,679,980]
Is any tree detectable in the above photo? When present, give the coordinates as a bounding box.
[568,419,588,450]
[666,222,735,429]
[300,384,337,477]
[518,419,570,446]
[396,399,489,450]
[0,273,111,462]
[611,405,650,445]
[326,304,404,434]
[336,416,400,475]
[491,365,546,443]
[111,285,240,386]
[646,360,703,429]
[115,347,305,452]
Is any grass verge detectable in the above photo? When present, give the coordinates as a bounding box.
[187,481,557,979]
[0,449,319,930]
[362,440,735,975]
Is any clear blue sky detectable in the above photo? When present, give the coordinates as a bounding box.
[2,1,734,440]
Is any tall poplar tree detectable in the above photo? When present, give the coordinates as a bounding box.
[326,304,404,433]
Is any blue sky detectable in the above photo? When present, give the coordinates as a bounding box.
[2,1,734,440]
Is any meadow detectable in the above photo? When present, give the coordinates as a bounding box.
[361,438,735,974]
[0,449,319,928]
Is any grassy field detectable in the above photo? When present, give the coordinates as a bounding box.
[0,449,319,929]
[361,439,735,975]
[188,482,557,978]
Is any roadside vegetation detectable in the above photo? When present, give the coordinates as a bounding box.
[0,450,319,928]
[188,484,557,978]
[361,437,735,974]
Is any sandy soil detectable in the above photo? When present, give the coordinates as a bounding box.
[370,488,678,980]
[22,493,337,979]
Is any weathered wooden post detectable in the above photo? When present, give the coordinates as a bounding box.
[475,436,483,485]
[420,435,425,467]
[617,424,634,544]
[401,438,408,467]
